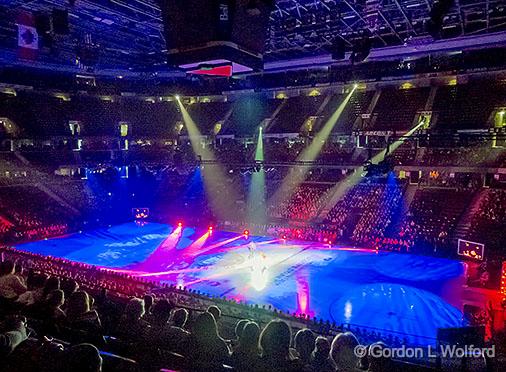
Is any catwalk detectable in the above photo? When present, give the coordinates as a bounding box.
[16,222,467,345]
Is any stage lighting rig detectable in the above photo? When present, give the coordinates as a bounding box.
[363,158,394,178]
[253,161,263,173]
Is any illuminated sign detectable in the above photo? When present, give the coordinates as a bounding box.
[132,208,149,220]
[457,239,484,260]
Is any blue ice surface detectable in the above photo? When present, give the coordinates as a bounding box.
[17,222,467,345]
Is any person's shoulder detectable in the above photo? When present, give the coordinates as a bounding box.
[287,357,307,370]
[139,318,150,327]
[4,274,22,283]
[55,307,66,318]
[216,337,230,353]
[259,356,302,371]
[170,326,190,336]
[80,310,100,322]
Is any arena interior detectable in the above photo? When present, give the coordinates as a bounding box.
[0,0,506,371]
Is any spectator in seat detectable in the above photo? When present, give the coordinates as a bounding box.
[150,298,172,326]
[365,342,393,372]
[62,343,103,372]
[0,317,28,358]
[207,305,221,322]
[259,319,302,372]
[207,304,228,340]
[142,294,154,322]
[95,288,121,335]
[164,307,190,355]
[231,321,261,372]
[0,260,26,301]
[233,319,249,346]
[311,336,334,372]
[172,307,188,329]
[65,290,102,334]
[188,311,230,371]
[115,297,150,341]
[330,332,360,372]
[147,299,172,348]
[42,276,60,299]
[294,328,316,367]
[30,289,66,335]
[16,272,47,307]
[61,278,79,299]
[43,289,66,320]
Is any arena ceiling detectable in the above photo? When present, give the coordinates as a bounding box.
[0,0,505,73]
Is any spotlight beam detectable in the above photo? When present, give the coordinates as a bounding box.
[181,231,211,257]
[370,119,425,164]
[137,266,213,277]
[135,225,183,270]
[299,87,356,163]
[247,126,266,224]
[176,99,241,221]
[317,120,426,215]
[271,86,357,206]
[182,235,244,257]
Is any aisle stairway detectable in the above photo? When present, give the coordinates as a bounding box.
[424,86,438,111]
[13,151,31,166]
[7,152,81,216]
[36,183,81,215]
[315,172,362,221]
[263,99,287,132]
[310,93,335,132]
[453,188,486,242]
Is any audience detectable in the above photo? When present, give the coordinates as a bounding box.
[148,299,187,354]
[1,144,505,261]
[142,294,154,321]
[42,276,60,299]
[269,185,331,221]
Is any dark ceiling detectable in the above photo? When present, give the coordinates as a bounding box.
[0,0,505,72]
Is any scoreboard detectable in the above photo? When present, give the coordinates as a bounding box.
[457,239,484,260]
[132,208,149,220]
[158,0,275,74]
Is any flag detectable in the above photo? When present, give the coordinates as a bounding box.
[17,12,39,59]
[17,24,39,50]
